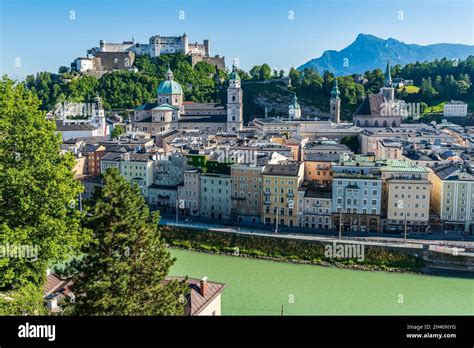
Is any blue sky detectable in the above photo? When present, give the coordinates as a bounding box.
[1,0,472,78]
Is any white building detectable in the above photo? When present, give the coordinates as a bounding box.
[73,57,95,72]
[443,101,468,117]
[200,173,232,220]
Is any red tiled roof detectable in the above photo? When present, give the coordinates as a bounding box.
[43,273,72,297]
[165,276,226,316]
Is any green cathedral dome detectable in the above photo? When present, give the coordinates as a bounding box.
[157,66,183,95]
[157,80,183,95]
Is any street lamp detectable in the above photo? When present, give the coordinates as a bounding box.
[337,207,343,240]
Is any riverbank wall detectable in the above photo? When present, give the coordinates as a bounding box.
[161,226,474,275]
[160,226,424,272]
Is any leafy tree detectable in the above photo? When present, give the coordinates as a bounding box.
[0,283,47,315]
[235,68,250,81]
[364,68,384,94]
[279,69,285,78]
[259,64,272,81]
[419,102,428,113]
[288,67,301,88]
[58,66,70,74]
[98,71,158,109]
[111,125,125,139]
[66,75,99,102]
[420,77,437,99]
[68,169,188,315]
[0,77,90,298]
[341,136,360,153]
[249,65,261,80]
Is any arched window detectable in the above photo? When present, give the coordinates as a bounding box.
[232,96,236,102]
[356,120,361,126]
[383,120,388,127]
[374,120,379,127]
[392,120,397,127]
[364,120,369,127]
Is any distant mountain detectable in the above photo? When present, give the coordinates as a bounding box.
[298,34,474,76]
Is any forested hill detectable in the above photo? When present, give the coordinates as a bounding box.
[23,54,473,122]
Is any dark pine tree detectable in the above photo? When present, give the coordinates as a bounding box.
[68,168,188,315]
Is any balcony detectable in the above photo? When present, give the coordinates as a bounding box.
[263,200,271,205]
[264,191,271,196]
[287,192,294,197]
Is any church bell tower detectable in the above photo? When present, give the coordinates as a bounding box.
[330,78,341,123]
[227,65,243,131]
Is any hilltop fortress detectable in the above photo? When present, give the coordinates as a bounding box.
[72,33,225,75]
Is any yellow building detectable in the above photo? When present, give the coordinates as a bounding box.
[380,159,431,232]
[303,153,339,185]
[262,161,304,228]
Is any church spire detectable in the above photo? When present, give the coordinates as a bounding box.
[229,64,241,81]
[384,60,392,87]
[165,63,174,80]
[331,78,340,100]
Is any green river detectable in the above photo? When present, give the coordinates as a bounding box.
[169,249,474,315]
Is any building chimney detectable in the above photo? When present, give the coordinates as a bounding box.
[200,276,208,296]
[46,297,57,311]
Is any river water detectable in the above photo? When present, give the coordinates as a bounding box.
[169,249,473,315]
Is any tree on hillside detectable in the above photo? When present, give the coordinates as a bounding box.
[249,65,261,80]
[259,64,272,80]
[0,77,91,313]
[288,67,301,87]
[58,66,70,74]
[420,77,437,100]
[98,71,158,109]
[67,168,188,315]
[364,69,384,94]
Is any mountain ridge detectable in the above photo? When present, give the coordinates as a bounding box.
[298,34,474,75]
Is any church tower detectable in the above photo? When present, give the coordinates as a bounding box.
[227,65,243,131]
[288,94,301,120]
[90,95,107,137]
[330,79,341,123]
[380,60,395,101]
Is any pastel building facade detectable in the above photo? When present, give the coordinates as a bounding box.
[431,164,474,232]
[380,160,431,232]
[332,155,382,232]
[200,173,232,220]
[298,182,332,230]
[178,169,201,216]
[262,161,304,228]
[231,164,263,224]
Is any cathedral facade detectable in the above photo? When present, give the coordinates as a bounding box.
[133,66,243,134]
